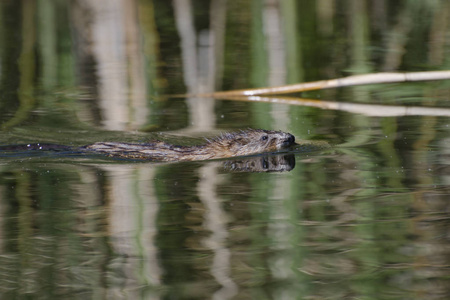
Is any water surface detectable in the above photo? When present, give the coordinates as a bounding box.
[0,1,449,299]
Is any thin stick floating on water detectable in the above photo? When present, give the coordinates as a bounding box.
[189,71,450,97]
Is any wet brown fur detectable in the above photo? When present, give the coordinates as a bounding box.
[83,129,295,161]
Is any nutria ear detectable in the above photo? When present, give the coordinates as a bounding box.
[234,138,245,145]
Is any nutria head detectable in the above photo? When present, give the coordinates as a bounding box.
[207,129,296,157]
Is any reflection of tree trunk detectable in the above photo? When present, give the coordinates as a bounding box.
[71,0,147,131]
[282,0,302,84]
[349,0,370,75]
[138,1,162,97]
[173,0,226,132]
[316,0,334,36]
[209,0,226,92]
[428,1,449,66]
[173,0,198,93]
[1,0,36,130]
[104,166,162,291]
[198,163,238,299]
[263,0,289,130]
[37,0,57,89]
[264,0,286,87]
[381,5,412,71]
[123,0,148,130]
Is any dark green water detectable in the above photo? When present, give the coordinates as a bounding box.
[0,1,449,299]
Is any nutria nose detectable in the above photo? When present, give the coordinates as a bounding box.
[286,134,295,144]
[282,134,295,147]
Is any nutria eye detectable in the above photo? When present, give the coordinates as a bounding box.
[261,135,268,141]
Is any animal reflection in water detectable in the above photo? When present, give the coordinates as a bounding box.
[223,154,295,173]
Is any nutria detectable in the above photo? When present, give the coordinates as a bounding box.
[82,129,296,161]
[0,129,296,162]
